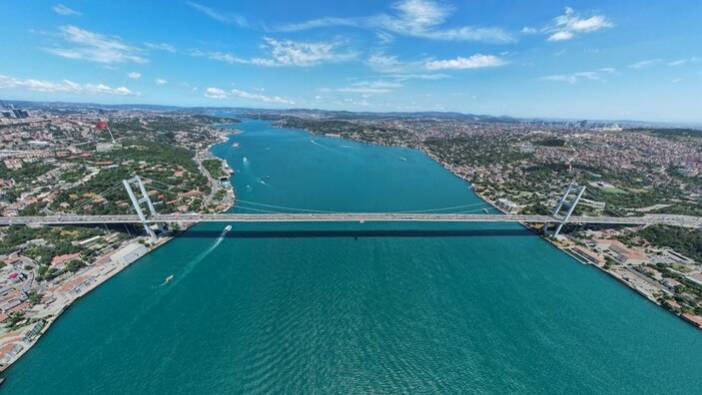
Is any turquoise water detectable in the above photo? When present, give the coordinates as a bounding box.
[3,120,702,394]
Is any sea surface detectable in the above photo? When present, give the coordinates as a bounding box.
[3,120,702,394]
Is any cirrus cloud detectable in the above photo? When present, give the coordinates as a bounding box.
[46,25,147,64]
[0,74,138,96]
[523,7,613,42]
[186,1,248,27]
[425,54,507,70]
[53,4,80,16]
[542,67,616,83]
[204,87,294,104]
[276,0,515,44]
[191,37,357,67]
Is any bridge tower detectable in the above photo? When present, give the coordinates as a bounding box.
[548,182,586,237]
[122,176,162,239]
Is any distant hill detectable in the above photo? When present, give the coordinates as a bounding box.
[2,98,700,130]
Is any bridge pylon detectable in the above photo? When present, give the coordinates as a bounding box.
[122,176,162,239]
[547,182,586,237]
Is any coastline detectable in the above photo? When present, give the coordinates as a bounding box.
[423,141,702,331]
[2,120,697,376]
[293,124,702,332]
[0,129,236,374]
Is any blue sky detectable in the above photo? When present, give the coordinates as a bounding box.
[1,0,701,122]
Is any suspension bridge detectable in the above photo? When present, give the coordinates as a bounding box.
[1,176,700,237]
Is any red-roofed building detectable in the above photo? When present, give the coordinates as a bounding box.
[51,253,81,268]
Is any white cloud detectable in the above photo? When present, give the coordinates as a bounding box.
[259,37,357,67]
[391,73,449,81]
[190,49,243,64]
[192,37,357,67]
[668,57,699,66]
[628,59,661,69]
[204,87,228,99]
[425,54,506,70]
[204,86,293,104]
[542,67,616,83]
[144,42,176,53]
[544,7,613,41]
[367,53,406,73]
[155,78,168,85]
[366,52,453,79]
[376,31,395,45]
[186,1,247,27]
[0,74,137,96]
[277,0,515,43]
[46,25,146,64]
[547,31,574,42]
[232,88,294,104]
[337,80,403,94]
[127,72,141,80]
[53,4,80,16]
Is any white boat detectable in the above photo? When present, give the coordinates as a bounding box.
[224,225,232,232]
[160,274,174,286]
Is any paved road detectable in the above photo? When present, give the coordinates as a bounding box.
[1,213,701,228]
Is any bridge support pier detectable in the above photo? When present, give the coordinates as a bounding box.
[122,176,162,239]
[546,183,586,237]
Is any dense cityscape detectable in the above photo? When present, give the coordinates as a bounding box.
[0,103,234,369]
[272,111,702,328]
[2,102,702,374]
[4,0,702,392]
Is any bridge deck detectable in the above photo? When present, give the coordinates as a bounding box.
[1,213,700,228]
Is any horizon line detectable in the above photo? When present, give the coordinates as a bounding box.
[2,97,701,128]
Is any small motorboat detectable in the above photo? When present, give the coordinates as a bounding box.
[160,274,174,286]
[224,225,232,232]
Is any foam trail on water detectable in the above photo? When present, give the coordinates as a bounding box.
[309,139,333,151]
[170,227,227,286]
[98,227,230,348]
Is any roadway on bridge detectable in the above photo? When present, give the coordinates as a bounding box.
[1,213,701,228]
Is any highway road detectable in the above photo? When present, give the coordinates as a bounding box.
[1,213,701,228]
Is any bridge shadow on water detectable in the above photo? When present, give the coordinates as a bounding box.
[175,228,537,239]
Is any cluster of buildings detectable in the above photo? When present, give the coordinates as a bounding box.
[562,227,702,328]
[0,103,30,121]
[0,106,236,369]
[281,112,702,329]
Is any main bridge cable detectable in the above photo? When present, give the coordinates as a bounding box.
[235,199,491,214]
[233,203,492,215]
[141,177,495,215]
[234,200,492,215]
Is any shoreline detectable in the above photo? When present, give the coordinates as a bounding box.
[2,120,697,375]
[0,235,173,373]
[0,129,236,375]
[292,123,702,332]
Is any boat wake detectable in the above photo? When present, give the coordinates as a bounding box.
[101,226,231,348]
[309,139,333,151]
[179,227,227,276]
[159,226,228,288]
